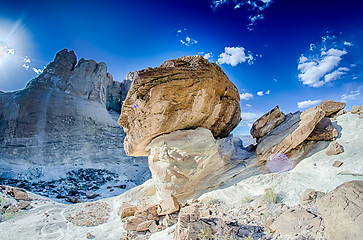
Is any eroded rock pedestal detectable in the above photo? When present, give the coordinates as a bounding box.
[146,128,243,202]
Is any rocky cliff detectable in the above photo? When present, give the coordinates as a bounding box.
[0,49,149,202]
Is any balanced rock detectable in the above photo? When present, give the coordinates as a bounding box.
[317,180,363,240]
[250,106,285,142]
[119,55,241,156]
[306,117,337,141]
[256,106,325,163]
[318,100,346,117]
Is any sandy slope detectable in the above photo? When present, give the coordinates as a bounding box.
[0,113,361,240]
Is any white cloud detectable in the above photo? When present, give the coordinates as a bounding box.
[180,36,198,46]
[240,111,263,127]
[265,90,270,95]
[297,99,322,109]
[23,56,31,63]
[32,67,43,74]
[240,92,253,100]
[248,14,264,29]
[309,43,316,51]
[203,52,213,61]
[257,91,264,96]
[297,48,348,88]
[246,104,252,107]
[344,41,353,46]
[324,67,349,83]
[22,64,29,70]
[341,90,360,102]
[211,0,228,9]
[7,48,15,55]
[177,29,182,33]
[217,47,254,66]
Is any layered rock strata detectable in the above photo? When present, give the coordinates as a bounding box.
[119,55,241,156]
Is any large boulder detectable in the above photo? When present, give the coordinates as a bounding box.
[317,180,363,240]
[256,106,325,163]
[250,106,285,142]
[118,56,241,156]
[306,117,337,141]
[318,100,346,117]
[145,128,245,202]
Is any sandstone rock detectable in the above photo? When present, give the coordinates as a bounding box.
[145,128,230,202]
[119,55,241,156]
[256,106,325,163]
[157,194,180,216]
[174,206,213,240]
[250,106,285,142]
[326,140,343,155]
[124,216,147,231]
[299,188,316,206]
[307,117,337,141]
[317,180,363,240]
[134,204,159,221]
[17,200,31,210]
[118,202,138,219]
[5,187,29,201]
[136,220,157,232]
[332,160,343,167]
[86,232,95,239]
[351,105,360,114]
[269,206,322,237]
[318,100,346,117]
[263,218,275,233]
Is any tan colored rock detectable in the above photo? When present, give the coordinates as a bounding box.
[299,188,316,206]
[318,100,346,117]
[326,140,343,155]
[118,202,138,219]
[351,104,360,114]
[250,106,285,141]
[269,206,322,237]
[146,128,228,202]
[135,220,157,232]
[6,186,29,201]
[263,218,275,233]
[332,160,343,167]
[118,55,241,156]
[307,117,337,141]
[317,180,363,240]
[135,204,159,221]
[157,194,180,216]
[256,106,325,163]
[124,216,148,231]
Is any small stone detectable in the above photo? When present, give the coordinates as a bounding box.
[66,196,82,203]
[118,202,138,219]
[17,200,31,210]
[157,194,180,216]
[263,218,275,233]
[135,204,159,221]
[299,188,316,205]
[332,161,343,168]
[86,232,95,239]
[136,220,157,232]
[124,216,147,231]
[85,192,99,199]
[326,141,344,156]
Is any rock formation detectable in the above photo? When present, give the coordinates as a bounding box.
[146,128,244,201]
[256,106,325,163]
[119,55,241,156]
[318,100,346,117]
[306,117,337,141]
[317,180,363,240]
[0,49,150,202]
[250,106,285,142]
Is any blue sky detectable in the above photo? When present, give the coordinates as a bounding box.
[0,0,362,135]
